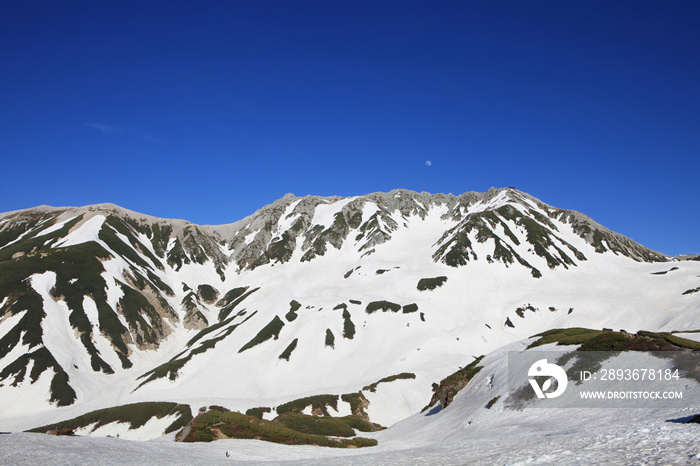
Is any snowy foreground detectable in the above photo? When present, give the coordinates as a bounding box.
[2,407,699,465]
[3,341,700,465]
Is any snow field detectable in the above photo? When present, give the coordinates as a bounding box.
[1,191,699,459]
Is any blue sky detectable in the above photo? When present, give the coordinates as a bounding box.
[1,1,698,255]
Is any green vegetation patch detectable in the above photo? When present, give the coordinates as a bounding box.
[197,284,219,304]
[325,329,335,348]
[342,309,355,339]
[402,303,418,313]
[363,372,416,392]
[576,331,632,352]
[138,311,258,387]
[527,327,605,349]
[528,328,700,380]
[0,212,46,248]
[279,338,298,361]
[29,402,192,436]
[289,300,301,312]
[417,276,448,291]
[365,300,401,314]
[433,229,474,267]
[216,287,248,307]
[178,409,377,448]
[636,331,700,350]
[0,231,142,399]
[0,347,77,406]
[117,284,163,347]
[0,213,84,263]
[338,414,383,432]
[217,287,258,322]
[273,413,355,437]
[515,304,537,318]
[186,315,236,347]
[273,412,382,436]
[285,300,302,322]
[239,315,285,353]
[340,392,369,419]
[245,407,271,420]
[485,396,500,409]
[508,328,700,408]
[276,394,339,416]
[99,218,156,270]
[422,356,484,412]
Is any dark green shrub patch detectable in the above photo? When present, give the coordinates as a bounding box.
[402,303,418,313]
[337,415,384,432]
[636,331,700,350]
[534,327,700,352]
[285,300,302,322]
[239,315,285,353]
[363,373,416,392]
[215,287,248,307]
[577,331,630,352]
[245,407,271,420]
[527,328,611,349]
[0,347,77,406]
[340,392,368,418]
[139,312,257,387]
[217,287,258,321]
[29,402,192,435]
[276,394,339,416]
[289,300,302,312]
[342,309,355,339]
[422,356,484,412]
[485,396,500,409]
[515,304,537,318]
[273,413,355,437]
[197,284,219,304]
[417,276,448,291]
[178,408,377,448]
[365,301,401,314]
[325,329,335,348]
[186,315,236,347]
[279,339,298,361]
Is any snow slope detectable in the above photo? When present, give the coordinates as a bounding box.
[0,187,698,439]
[2,337,700,465]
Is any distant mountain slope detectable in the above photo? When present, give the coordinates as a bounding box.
[0,187,697,432]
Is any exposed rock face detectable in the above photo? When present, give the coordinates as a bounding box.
[221,188,667,273]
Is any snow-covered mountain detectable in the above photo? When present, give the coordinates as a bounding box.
[1,187,698,432]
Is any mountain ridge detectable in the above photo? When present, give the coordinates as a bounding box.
[1,187,697,433]
[2,187,669,258]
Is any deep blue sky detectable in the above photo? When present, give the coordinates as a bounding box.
[1,1,698,255]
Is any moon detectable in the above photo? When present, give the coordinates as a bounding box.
[425,160,432,167]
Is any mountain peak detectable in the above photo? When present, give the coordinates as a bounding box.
[0,186,691,435]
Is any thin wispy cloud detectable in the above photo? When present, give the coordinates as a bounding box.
[86,123,158,143]
[86,123,124,134]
